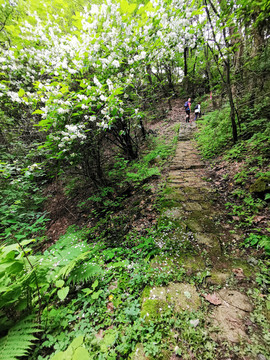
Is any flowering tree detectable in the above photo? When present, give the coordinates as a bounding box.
[0,0,199,184]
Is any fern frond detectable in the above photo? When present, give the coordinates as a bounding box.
[68,263,103,285]
[58,251,91,279]
[0,317,40,360]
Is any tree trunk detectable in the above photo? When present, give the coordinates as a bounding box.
[225,60,237,143]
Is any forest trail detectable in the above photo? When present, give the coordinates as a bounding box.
[136,110,267,359]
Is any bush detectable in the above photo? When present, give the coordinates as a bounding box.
[195,105,231,158]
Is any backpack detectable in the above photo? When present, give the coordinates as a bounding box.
[194,104,198,110]
[184,101,189,110]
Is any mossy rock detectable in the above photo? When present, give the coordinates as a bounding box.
[186,212,222,234]
[195,233,222,256]
[182,186,211,195]
[162,207,185,220]
[143,285,167,302]
[229,258,255,278]
[141,299,169,321]
[158,199,182,210]
[207,270,230,285]
[166,228,197,251]
[157,216,185,231]
[182,201,203,211]
[163,189,186,202]
[130,344,149,360]
[249,176,270,194]
[178,254,205,273]
[213,257,255,279]
[185,218,204,233]
[195,232,219,247]
[166,283,201,312]
[141,286,152,301]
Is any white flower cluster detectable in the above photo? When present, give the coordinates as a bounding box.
[0,0,199,155]
[57,124,87,148]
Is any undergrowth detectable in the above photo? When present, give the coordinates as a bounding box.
[30,224,218,360]
[195,101,270,255]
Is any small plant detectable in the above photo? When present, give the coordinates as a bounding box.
[244,233,270,256]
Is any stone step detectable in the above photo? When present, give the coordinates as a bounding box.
[169,164,205,170]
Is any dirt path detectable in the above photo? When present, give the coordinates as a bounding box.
[134,113,268,359]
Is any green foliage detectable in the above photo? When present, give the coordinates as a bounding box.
[0,317,40,360]
[195,105,231,158]
[51,336,90,360]
[109,137,174,186]
[0,239,44,314]
[42,227,103,286]
[0,161,48,244]
[244,233,270,256]
[223,141,247,161]
[225,191,265,227]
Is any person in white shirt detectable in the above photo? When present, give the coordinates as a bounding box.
[194,102,201,121]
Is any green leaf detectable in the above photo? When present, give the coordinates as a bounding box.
[51,351,65,360]
[73,347,90,360]
[70,336,84,349]
[32,109,44,115]
[57,286,69,300]
[55,280,65,288]
[100,330,117,353]
[91,289,103,299]
[18,88,25,97]
[92,279,98,290]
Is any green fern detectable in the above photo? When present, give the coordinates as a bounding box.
[0,317,40,360]
[69,262,103,285]
[57,251,103,285]
[44,227,103,286]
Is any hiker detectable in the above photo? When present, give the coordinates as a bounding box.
[194,102,201,121]
[184,98,191,122]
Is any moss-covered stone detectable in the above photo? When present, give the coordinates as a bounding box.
[207,271,230,285]
[195,233,222,256]
[186,212,222,234]
[249,176,270,194]
[229,259,255,278]
[166,283,201,312]
[212,257,255,279]
[130,344,149,360]
[162,207,185,220]
[182,202,203,211]
[157,216,185,231]
[163,189,186,202]
[141,299,169,320]
[145,286,167,301]
[141,286,151,301]
[159,199,182,210]
[185,218,204,233]
[178,254,205,273]
[195,232,218,246]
